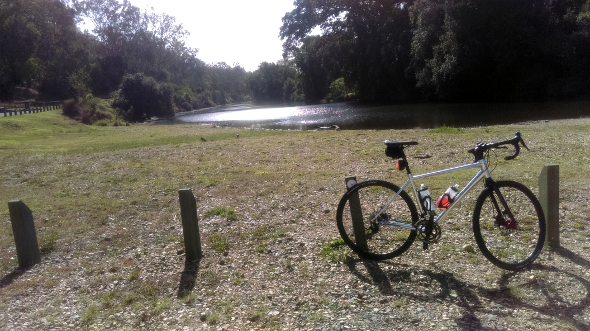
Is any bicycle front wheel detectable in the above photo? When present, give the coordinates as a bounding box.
[336,180,418,260]
[473,180,546,271]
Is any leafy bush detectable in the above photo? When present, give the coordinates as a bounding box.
[62,96,116,125]
[193,91,214,109]
[112,73,176,122]
[327,77,347,103]
[174,85,195,112]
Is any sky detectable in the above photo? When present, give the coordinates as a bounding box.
[124,0,298,72]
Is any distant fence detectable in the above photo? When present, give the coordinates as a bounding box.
[1,101,62,117]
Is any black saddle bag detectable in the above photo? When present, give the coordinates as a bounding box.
[385,146,404,159]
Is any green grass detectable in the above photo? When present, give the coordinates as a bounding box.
[207,232,229,252]
[429,125,465,134]
[205,206,238,221]
[320,238,353,263]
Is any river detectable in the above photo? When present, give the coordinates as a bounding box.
[175,101,590,130]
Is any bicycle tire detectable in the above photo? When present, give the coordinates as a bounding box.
[472,180,546,270]
[336,180,418,260]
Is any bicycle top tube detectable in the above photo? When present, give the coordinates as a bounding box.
[404,159,491,225]
[410,161,488,180]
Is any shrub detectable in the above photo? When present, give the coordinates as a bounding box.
[112,73,176,122]
[62,96,116,125]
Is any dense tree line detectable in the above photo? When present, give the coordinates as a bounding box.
[2,0,589,122]
[0,0,252,121]
[281,0,590,102]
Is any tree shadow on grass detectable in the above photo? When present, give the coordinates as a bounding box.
[177,259,201,299]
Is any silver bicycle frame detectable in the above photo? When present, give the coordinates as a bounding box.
[373,159,491,230]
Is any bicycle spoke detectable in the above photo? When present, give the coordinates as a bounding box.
[336,180,418,259]
[473,181,545,270]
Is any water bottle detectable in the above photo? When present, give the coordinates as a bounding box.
[418,184,434,212]
[436,184,459,209]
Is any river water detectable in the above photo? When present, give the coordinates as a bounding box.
[175,101,590,130]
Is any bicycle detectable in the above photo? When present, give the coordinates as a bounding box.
[336,132,546,271]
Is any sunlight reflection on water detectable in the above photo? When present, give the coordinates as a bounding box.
[175,101,589,130]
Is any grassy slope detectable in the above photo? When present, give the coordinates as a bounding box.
[1,109,589,327]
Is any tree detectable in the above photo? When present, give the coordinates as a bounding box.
[408,0,584,101]
[249,62,298,103]
[0,0,84,98]
[112,73,175,122]
[74,0,198,95]
[281,0,416,102]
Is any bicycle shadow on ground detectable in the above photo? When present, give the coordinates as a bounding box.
[345,249,590,331]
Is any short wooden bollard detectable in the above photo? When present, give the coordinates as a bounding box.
[178,189,203,261]
[8,201,41,268]
[539,165,559,249]
[344,176,368,250]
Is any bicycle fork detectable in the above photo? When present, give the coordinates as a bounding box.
[487,179,517,230]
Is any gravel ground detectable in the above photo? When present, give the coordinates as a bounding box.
[1,188,589,331]
[1,120,589,331]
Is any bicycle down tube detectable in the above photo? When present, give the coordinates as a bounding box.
[372,159,491,230]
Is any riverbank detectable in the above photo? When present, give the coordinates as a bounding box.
[1,111,589,330]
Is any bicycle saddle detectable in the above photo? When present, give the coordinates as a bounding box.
[384,140,418,147]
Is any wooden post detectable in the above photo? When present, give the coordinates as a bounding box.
[344,176,368,250]
[539,165,559,249]
[8,201,41,268]
[178,189,202,261]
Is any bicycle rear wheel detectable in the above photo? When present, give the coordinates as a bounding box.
[473,180,546,270]
[336,180,418,260]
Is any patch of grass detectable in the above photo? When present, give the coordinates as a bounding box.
[80,303,99,325]
[180,293,195,305]
[99,291,120,308]
[152,297,171,315]
[320,238,352,263]
[251,225,271,240]
[128,269,140,281]
[205,206,238,221]
[207,232,229,252]
[201,269,220,286]
[207,311,220,325]
[429,125,465,134]
[251,225,287,241]
[256,241,268,253]
[247,306,267,322]
[39,231,61,254]
[508,284,526,299]
[573,219,586,230]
